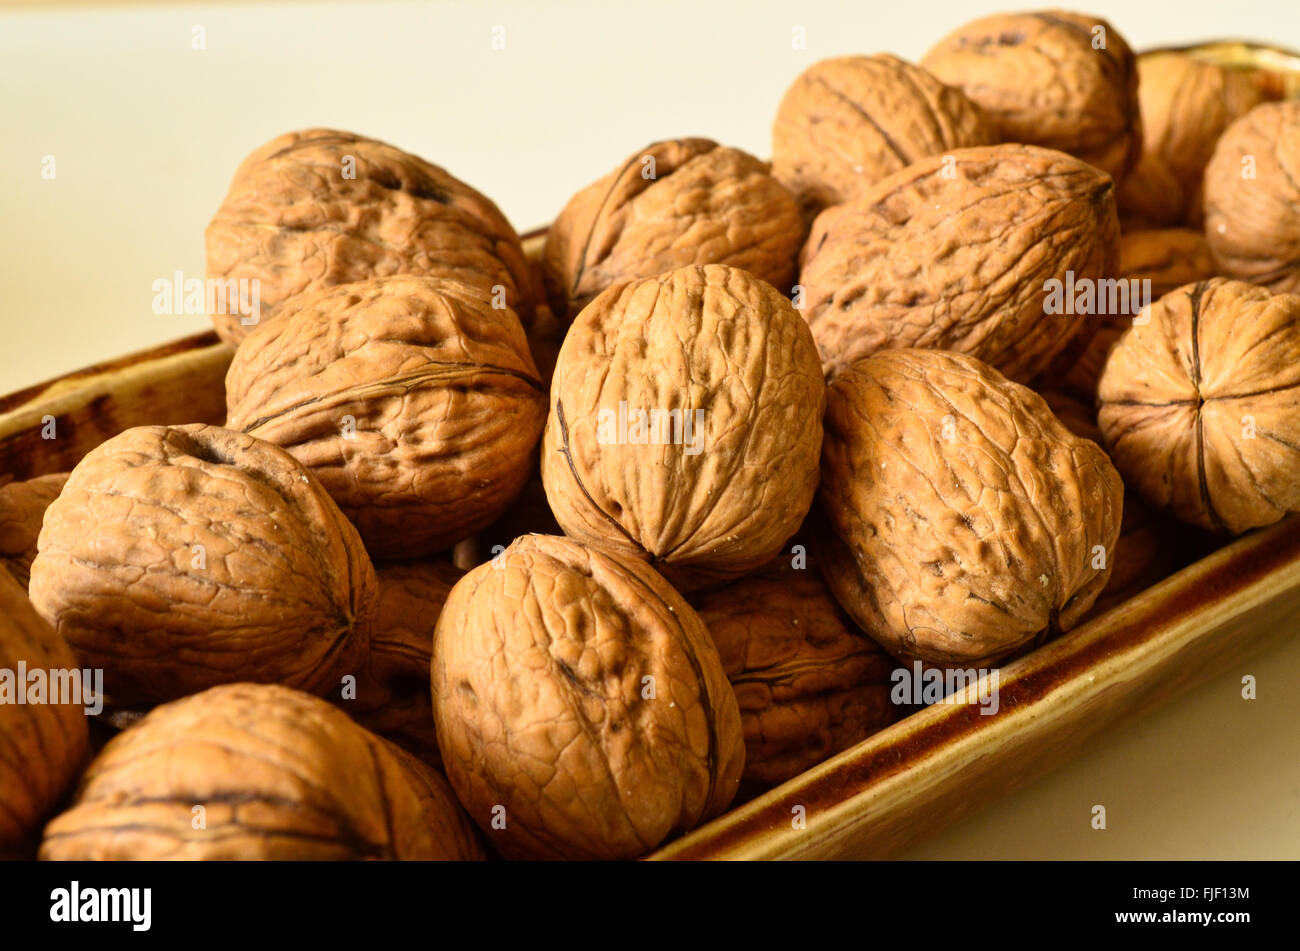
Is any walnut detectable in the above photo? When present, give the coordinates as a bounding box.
[28,425,377,705]
[206,129,532,346]
[1118,52,1276,228]
[225,275,546,560]
[799,144,1119,382]
[690,558,896,792]
[541,264,826,590]
[820,349,1124,667]
[771,54,996,218]
[344,557,464,767]
[0,472,67,588]
[1098,278,1300,533]
[0,571,89,859]
[431,534,744,860]
[921,11,1141,184]
[1203,101,1300,294]
[1049,229,1217,401]
[541,139,804,320]
[39,683,484,860]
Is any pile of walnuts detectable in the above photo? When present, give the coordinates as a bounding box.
[5,10,1300,862]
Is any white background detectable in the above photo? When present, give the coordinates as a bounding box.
[2,0,1299,858]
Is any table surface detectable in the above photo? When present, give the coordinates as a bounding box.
[3,0,1298,859]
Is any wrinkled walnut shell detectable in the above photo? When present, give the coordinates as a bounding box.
[1203,101,1300,294]
[1118,52,1276,228]
[771,54,996,218]
[206,128,531,345]
[226,276,546,560]
[691,558,896,791]
[39,683,483,860]
[820,349,1124,666]
[29,425,377,705]
[799,143,1119,382]
[921,11,1140,184]
[431,534,744,860]
[0,472,68,588]
[541,264,826,590]
[542,139,804,319]
[0,571,90,859]
[1098,278,1300,533]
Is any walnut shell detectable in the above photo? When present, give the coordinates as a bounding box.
[541,264,826,590]
[799,143,1119,382]
[820,349,1124,666]
[0,472,67,588]
[0,571,90,859]
[1203,101,1300,293]
[690,559,896,791]
[225,276,546,560]
[344,557,464,767]
[542,139,804,319]
[206,128,531,346]
[431,534,744,860]
[1118,52,1276,228]
[1098,278,1300,533]
[39,683,483,860]
[921,11,1140,184]
[28,425,377,705]
[770,54,996,218]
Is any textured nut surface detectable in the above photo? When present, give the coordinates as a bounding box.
[1118,52,1274,227]
[691,559,896,790]
[0,472,68,588]
[542,139,803,319]
[29,425,377,705]
[226,276,546,560]
[39,683,483,860]
[1098,278,1300,533]
[821,349,1124,666]
[431,534,744,860]
[1204,101,1300,293]
[206,128,531,345]
[541,264,826,589]
[921,11,1140,183]
[345,558,464,767]
[770,54,995,217]
[800,144,1119,382]
[0,571,89,859]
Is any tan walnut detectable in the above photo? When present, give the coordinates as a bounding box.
[431,534,744,860]
[1203,101,1300,294]
[921,11,1141,184]
[0,472,68,588]
[1098,278,1300,533]
[40,683,484,860]
[799,143,1119,382]
[820,349,1124,667]
[28,425,377,705]
[226,275,547,560]
[542,139,804,319]
[206,128,532,345]
[770,54,996,218]
[345,557,465,767]
[541,264,826,590]
[0,570,90,859]
[690,558,897,792]
[1118,52,1277,228]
